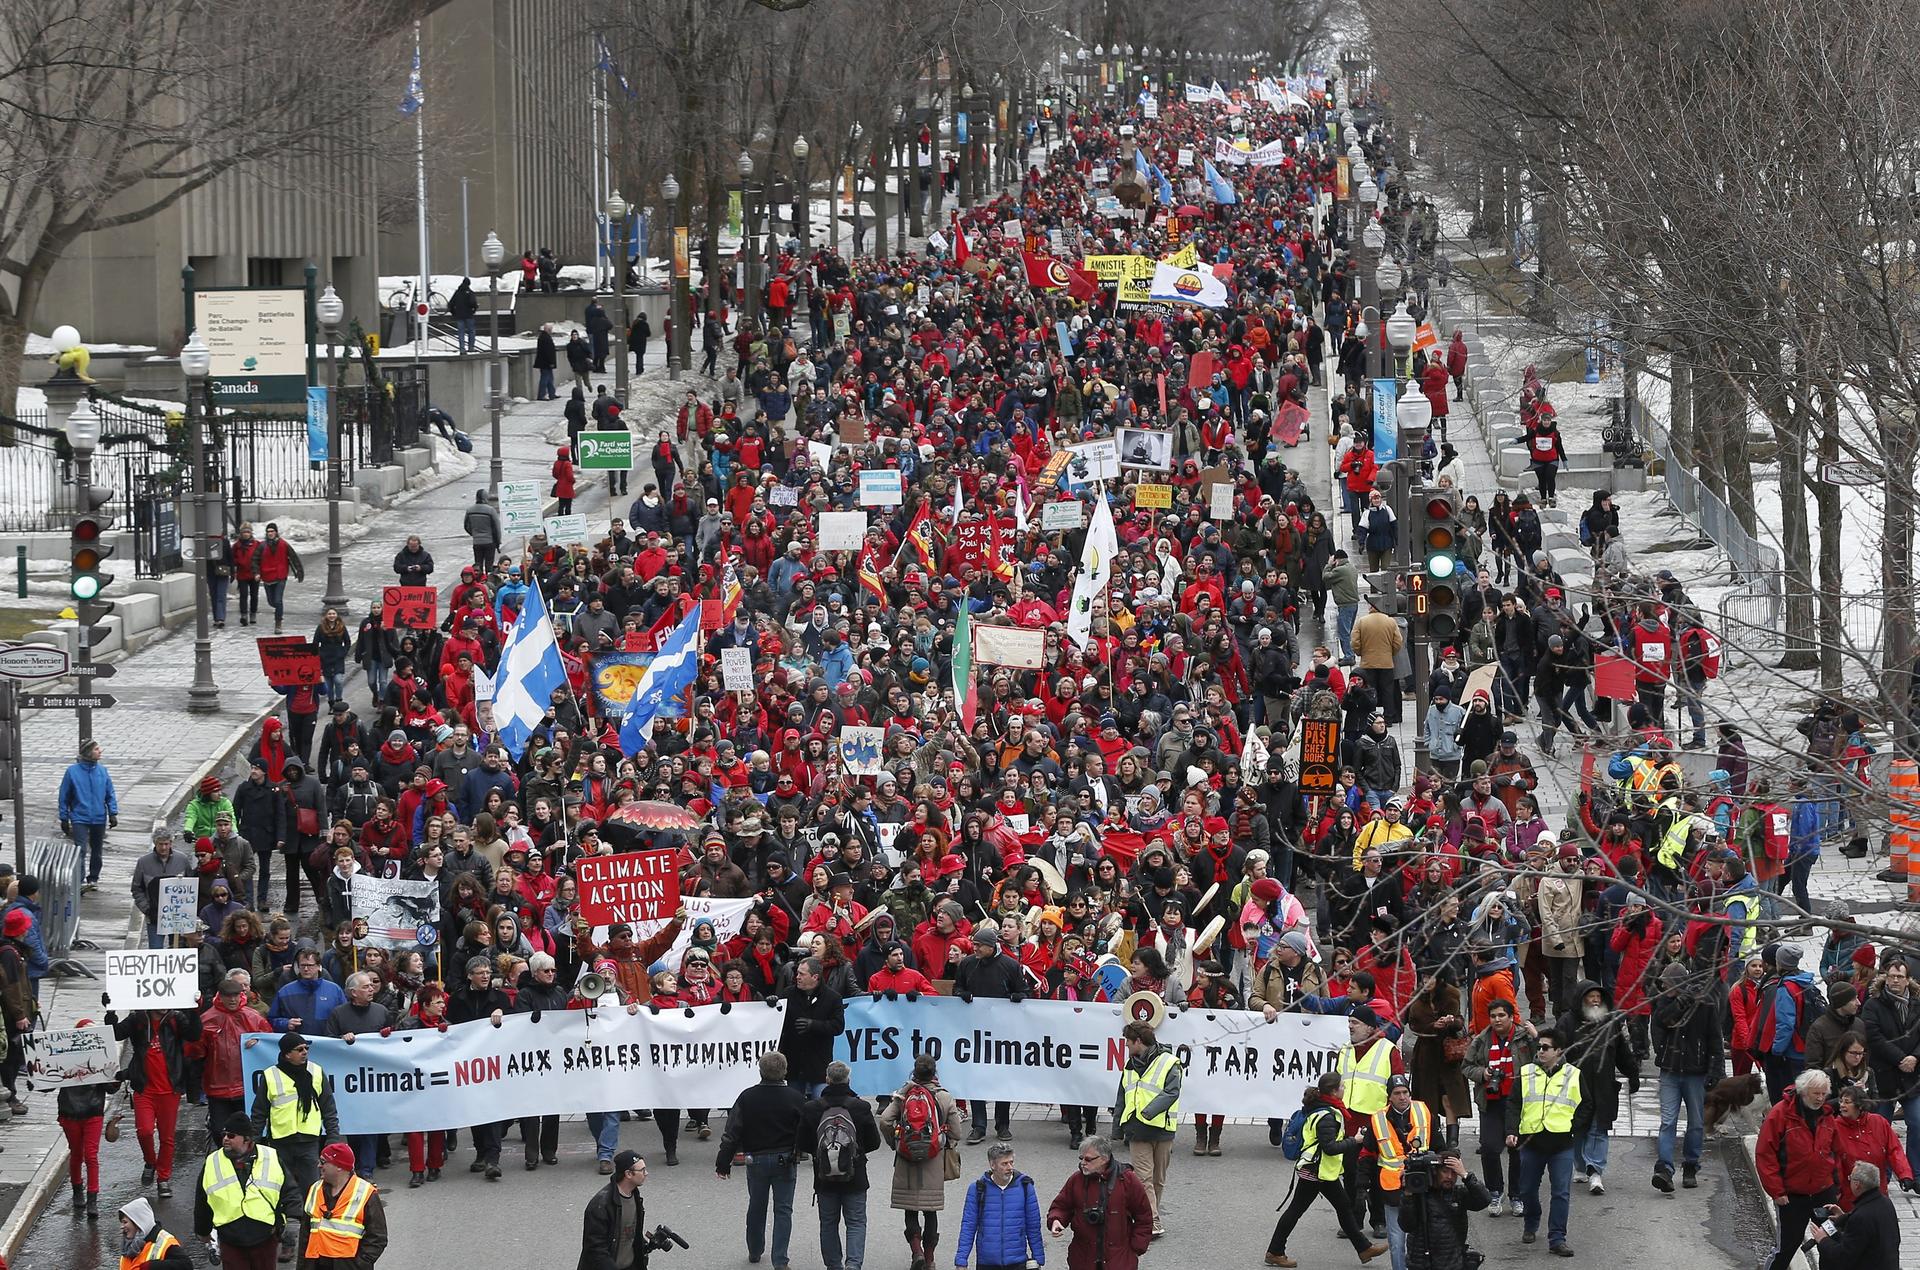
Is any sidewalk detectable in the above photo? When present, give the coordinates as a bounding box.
[0,390,621,1251]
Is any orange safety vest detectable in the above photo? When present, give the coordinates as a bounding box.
[303,1176,375,1259]
[122,1229,181,1270]
[1370,1102,1433,1192]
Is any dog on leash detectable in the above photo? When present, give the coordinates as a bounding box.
[1703,1072,1764,1130]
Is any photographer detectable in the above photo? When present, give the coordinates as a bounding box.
[1046,1136,1152,1270]
[579,1151,687,1270]
[1399,1152,1491,1270]
[1804,1160,1899,1270]
[1361,1074,1433,1270]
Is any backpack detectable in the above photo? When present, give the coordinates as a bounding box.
[895,1083,943,1163]
[814,1103,861,1183]
[1578,516,1593,547]
[1280,1106,1312,1160]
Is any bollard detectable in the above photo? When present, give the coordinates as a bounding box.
[13,544,22,598]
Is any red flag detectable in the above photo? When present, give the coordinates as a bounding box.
[1066,268,1100,302]
[953,224,970,267]
[1023,252,1073,291]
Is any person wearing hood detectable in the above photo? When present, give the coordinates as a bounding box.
[282,756,327,913]
[852,912,907,986]
[1550,980,1638,1198]
[118,1196,193,1269]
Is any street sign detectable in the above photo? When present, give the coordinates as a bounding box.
[0,645,68,680]
[70,663,116,679]
[576,432,634,470]
[22,693,116,710]
[1820,460,1880,487]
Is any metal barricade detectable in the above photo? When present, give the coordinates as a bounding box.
[29,835,97,978]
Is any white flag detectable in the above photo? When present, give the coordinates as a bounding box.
[1149,261,1230,308]
[1065,495,1117,650]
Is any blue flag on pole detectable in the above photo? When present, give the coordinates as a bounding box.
[490,582,567,760]
[618,603,705,755]
[1203,158,1238,205]
[399,38,424,116]
[594,35,637,100]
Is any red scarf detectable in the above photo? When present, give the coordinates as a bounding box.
[1485,1026,1517,1100]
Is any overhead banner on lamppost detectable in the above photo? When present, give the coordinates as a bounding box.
[199,287,308,404]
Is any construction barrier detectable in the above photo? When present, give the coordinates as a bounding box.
[28,836,93,978]
[1888,759,1919,901]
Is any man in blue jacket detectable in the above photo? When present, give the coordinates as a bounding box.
[1786,775,1824,919]
[954,1143,1045,1270]
[57,740,118,889]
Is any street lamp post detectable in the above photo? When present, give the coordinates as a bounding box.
[315,289,348,609]
[737,151,757,327]
[663,173,685,380]
[1386,303,1417,385]
[179,334,220,713]
[792,134,810,252]
[481,231,507,495]
[607,192,629,407]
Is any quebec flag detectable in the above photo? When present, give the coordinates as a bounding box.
[490,580,567,759]
[618,602,705,755]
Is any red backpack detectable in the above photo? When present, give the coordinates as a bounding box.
[895,1083,944,1163]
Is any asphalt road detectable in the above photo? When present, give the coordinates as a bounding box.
[11,1111,1776,1270]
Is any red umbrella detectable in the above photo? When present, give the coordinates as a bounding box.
[604,800,702,832]
[1175,204,1204,218]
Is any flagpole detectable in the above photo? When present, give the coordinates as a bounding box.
[591,64,604,292]
[412,19,430,359]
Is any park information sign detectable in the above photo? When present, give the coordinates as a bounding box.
[200,288,307,404]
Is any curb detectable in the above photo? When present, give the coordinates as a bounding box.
[0,702,275,1265]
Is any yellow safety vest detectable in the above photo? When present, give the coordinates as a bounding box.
[1517,1064,1583,1135]
[201,1145,286,1229]
[121,1230,181,1270]
[1301,1106,1347,1182]
[1722,891,1760,959]
[1656,817,1693,870]
[1120,1050,1182,1132]
[262,1062,326,1139]
[304,1176,375,1259]
[1371,1103,1434,1192]
[1339,1038,1395,1116]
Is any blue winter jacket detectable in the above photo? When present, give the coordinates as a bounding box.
[57,758,118,826]
[1761,971,1823,1056]
[954,1171,1045,1269]
[269,974,347,1033]
[1788,798,1823,861]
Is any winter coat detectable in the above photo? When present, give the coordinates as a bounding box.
[1535,871,1584,959]
[57,757,118,825]
[1404,985,1470,1116]
[1650,985,1718,1077]
[464,500,502,548]
[1862,981,1920,1102]
[1046,1163,1153,1270]
[794,1084,884,1193]
[1756,1093,1841,1200]
[111,1008,204,1094]
[1399,1172,1491,1270]
[1607,914,1663,1015]
[1831,1110,1913,1211]
[1815,1185,1900,1270]
[877,1081,964,1211]
[1551,980,1639,1132]
[778,985,844,1084]
[576,1180,648,1270]
[955,1170,1046,1268]
[199,996,273,1100]
[391,546,434,585]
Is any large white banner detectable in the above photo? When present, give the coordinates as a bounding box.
[836,995,1346,1118]
[242,1000,787,1134]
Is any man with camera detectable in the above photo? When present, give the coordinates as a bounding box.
[1399,1152,1491,1270]
[579,1150,689,1270]
[1045,1136,1153,1270]
[1362,1074,1434,1270]
[1804,1159,1900,1270]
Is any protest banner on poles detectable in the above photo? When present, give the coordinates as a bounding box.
[351,875,443,947]
[836,995,1345,1117]
[21,1026,118,1090]
[242,1002,787,1135]
[104,949,200,1010]
[576,849,680,925]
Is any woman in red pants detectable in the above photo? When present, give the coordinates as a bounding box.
[56,1020,113,1219]
[400,984,451,1186]
[109,1004,203,1200]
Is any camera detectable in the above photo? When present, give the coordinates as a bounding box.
[645,1225,691,1253]
[1399,1152,1445,1195]
[1083,1205,1106,1227]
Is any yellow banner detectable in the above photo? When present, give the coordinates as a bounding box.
[1162,242,1199,269]
[1135,483,1173,509]
[1335,157,1350,201]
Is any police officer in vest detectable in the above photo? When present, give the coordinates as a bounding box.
[1113,1020,1181,1238]
[1364,1074,1433,1270]
[298,1141,387,1269]
[1504,1027,1588,1257]
[1337,1006,1402,1239]
[251,1033,339,1262]
[118,1196,192,1270]
[194,1114,287,1270]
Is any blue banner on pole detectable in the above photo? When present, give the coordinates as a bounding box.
[1371,378,1399,462]
[306,386,329,464]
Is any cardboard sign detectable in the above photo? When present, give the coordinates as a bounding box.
[838,413,869,445]
[104,948,200,1010]
[256,637,322,689]
[543,514,590,546]
[21,1026,118,1090]
[858,469,904,506]
[1297,717,1342,793]
[1041,500,1084,531]
[972,624,1047,669]
[838,725,887,775]
[156,876,200,937]
[769,485,800,507]
[1208,482,1235,520]
[1135,483,1173,510]
[720,647,753,692]
[576,849,681,926]
[381,585,438,630]
[1594,650,1637,700]
[817,511,867,551]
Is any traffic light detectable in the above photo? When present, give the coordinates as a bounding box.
[1418,489,1461,643]
[70,514,114,602]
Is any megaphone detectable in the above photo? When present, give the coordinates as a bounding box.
[577,971,611,1001]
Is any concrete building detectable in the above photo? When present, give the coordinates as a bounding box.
[36,0,593,352]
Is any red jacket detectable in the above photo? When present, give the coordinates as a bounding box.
[1047,1162,1154,1270]
[866,965,938,995]
[912,923,968,978]
[552,452,577,499]
[1353,946,1418,1020]
[257,537,294,584]
[1608,916,1663,1015]
[1756,1094,1841,1201]
[1831,1109,1913,1210]
[198,997,272,1099]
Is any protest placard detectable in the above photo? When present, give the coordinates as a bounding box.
[156,876,200,937]
[543,514,590,545]
[720,647,753,692]
[255,637,321,689]
[20,1026,118,1090]
[1041,500,1084,531]
[351,875,443,947]
[817,511,867,551]
[857,470,903,506]
[838,725,886,775]
[576,849,681,925]
[381,585,438,630]
[1135,483,1173,509]
[104,949,199,1010]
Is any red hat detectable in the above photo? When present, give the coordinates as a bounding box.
[423,778,448,797]
[319,1142,356,1171]
[1251,877,1283,904]
[196,836,216,853]
[1854,944,1879,969]
[1558,843,1581,860]
[198,776,222,796]
[2,910,30,939]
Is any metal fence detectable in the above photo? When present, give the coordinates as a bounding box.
[30,836,96,978]
[1625,396,1785,628]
